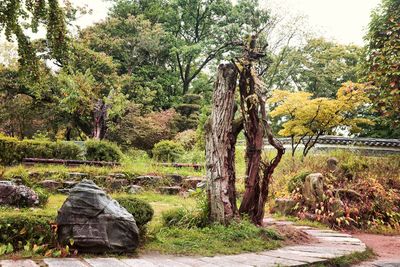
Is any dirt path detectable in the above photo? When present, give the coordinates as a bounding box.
[351,232,400,266]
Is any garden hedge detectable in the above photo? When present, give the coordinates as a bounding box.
[0,136,83,165]
[114,196,154,227]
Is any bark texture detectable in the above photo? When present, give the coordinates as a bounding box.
[205,63,239,224]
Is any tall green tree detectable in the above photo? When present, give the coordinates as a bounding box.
[0,0,69,75]
[363,0,400,129]
[270,38,362,97]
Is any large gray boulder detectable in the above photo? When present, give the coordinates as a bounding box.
[0,181,39,207]
[56,179,139,253]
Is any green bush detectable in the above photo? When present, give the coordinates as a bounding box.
[0,213,55,250]
[0,136,83,165]
[287,171,311,193]
[152,140,184,162]
[114,196,154,227]
[85,140,123,162]
[174,130,197,150]
[33,187,50,206]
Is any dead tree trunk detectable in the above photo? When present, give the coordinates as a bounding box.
[236,35,285,225]
[205,63,240,224]
[93,99,107,140]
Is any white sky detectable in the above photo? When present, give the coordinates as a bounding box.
[0,0,381,47]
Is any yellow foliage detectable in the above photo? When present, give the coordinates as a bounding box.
[269,82,374,137]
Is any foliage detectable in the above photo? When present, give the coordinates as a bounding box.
[363,0,400,127]
[273,38,362,98]
[33,187,50,207]
[0,0,69,76]
[0,136,83,165]
[287,172,311,193]
[286,152,400,231]
[0,213,55,252]
[85,139,123,162]
[161,190,209,228]
[174,130,197,150]
[269,82,373,157]
[107,106,179,150]
[114,196,154,228]
[152,140,184,162]
[146,219,282,256]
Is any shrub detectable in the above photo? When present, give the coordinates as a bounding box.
[107,105,179,150]
[114,196,154,227]
[174,130,197,150]
[287,171,311,193]
[33,187,50,206]
[0,136,83,165]
[152,140,184,162]
[0,213,55,250]
[85,140,122,162]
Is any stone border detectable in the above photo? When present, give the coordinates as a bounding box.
[0,219,367,267]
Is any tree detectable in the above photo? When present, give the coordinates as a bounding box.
[270,38,362,98]
[363,0,400,129]
[269,82,373,157]
[205,63,241,224]
[0,0,69,75]
[80,14,179,109]
[206,36,285,225]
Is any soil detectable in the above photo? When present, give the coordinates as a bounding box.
[271,224,317,246]
[350,232,400,261]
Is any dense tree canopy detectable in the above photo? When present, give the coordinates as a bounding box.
[364,0,400,128]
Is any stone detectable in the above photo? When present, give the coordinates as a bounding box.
[0,259,39,267]
[272,198,296,215]
[57,188,71,194]
[43,258,87,267]
[84,258,130,267]
[28,172,40,179]
[159,186,181,195]
[303,173,324,206]
[182,176,206,189]
[108,178,129,191]
[196,181,206,189]
[134,175,162,186]
[57,179,139,253]
[68,172,88,180]
[0,181,39,207]
[166,174,184,185]
[63,180,78,188]
[108,173,126,179]
[127,185,143,194]
[327,157,339,171]
[39,180,62,191]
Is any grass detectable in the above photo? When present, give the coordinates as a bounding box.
[144,220,282,256]
[310,248,376,267]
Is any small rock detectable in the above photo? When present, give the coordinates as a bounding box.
[166,174,184,185]
[0,181,39,207]
[108,173,126,179]
[28,172,40,179]
[196,181,206,189]
[109,178,129,191]
[63,181,78,188]
[182,176,206,189]
[39,180,62,191]
[327,157,339,171]
[134,175,162,186]
[57,188,71,194]
[272,198,296,215]
[127,185,143,194]
[159,186,181,195]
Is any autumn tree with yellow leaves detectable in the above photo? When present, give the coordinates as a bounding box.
[269,82,373,157]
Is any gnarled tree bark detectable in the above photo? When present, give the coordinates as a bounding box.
[205,63,240,224]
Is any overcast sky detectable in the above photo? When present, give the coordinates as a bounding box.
[72,0,381,46]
